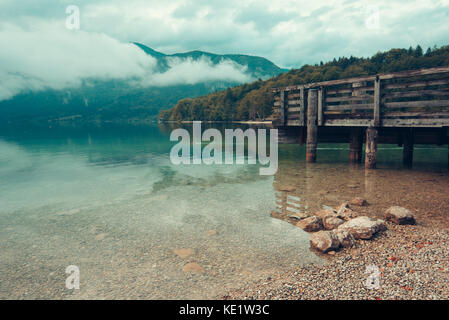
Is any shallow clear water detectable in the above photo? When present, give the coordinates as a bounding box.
[0,123,447,299]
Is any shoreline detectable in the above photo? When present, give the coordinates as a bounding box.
[222,204,449,300]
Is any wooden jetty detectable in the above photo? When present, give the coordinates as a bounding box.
[272,66,449,168]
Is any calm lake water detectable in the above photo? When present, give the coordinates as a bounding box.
[0,123,448,299]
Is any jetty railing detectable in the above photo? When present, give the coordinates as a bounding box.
[272,66,449,168]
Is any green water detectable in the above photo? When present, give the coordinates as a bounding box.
[0,123,447,299]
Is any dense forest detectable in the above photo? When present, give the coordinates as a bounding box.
[159,45,449,122]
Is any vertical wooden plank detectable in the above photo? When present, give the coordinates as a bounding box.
[280,90,286,126]
[306,89,318,163]
[318,87,323,126]
[373,76,381,127]
[365,127,378,169]
[299,87,305,126]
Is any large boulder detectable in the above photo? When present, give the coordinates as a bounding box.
[310,231,340,253]
[384,206,415,225]
[337,216,386,240]
[322,215,345,230]
[296,216,322,232]
[334,230,355,248]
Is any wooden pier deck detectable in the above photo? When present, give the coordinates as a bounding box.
[272,66,449,168]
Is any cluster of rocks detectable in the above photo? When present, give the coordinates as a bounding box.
[294,198,415,253]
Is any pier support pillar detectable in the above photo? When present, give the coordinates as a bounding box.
[306,89,318,163]
[349,128,363,163]
[365,127,378,169]
[403,129,414,167]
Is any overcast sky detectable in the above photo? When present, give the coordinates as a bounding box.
[1,0,449,100]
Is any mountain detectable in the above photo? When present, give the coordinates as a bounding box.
[159,45,449,122]
[0,43,287,124]
[133,42,288,77]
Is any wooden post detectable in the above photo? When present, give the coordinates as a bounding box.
[403,129,414,167]
[307,89,318,163]
[280,90,286,126]
[318,87,324,126]
[349,127,363,163]
[365,127,378,169]
[299,87,305,126]
[373,76,381,127]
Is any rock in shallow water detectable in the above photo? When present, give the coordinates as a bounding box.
[337,216,386,239]
[182,262,204,273]
[314,209,337,219]
[384,206,415,225]
[310,231,340,253]
[323,215,345,230]
[349,197,367,206]
[296,216,322,232]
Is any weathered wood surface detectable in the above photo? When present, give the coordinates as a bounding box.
[306,90,318,162]
[365,127,378,169]
[272,66,449,128]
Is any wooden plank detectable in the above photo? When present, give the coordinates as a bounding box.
[324,119,374,126]
[286,119,301,126]
[306,89,318,162]
[383,79,449,90]
[325,104,374,111]
[300,87,305,126]
[274,101,281,107]
[325,95,373,103]
[287,99,301,105]
[382,118,449,127]
[288,107,301,112]
[374,77,381,127]
[318,87,323,126]
[384,99,449,109]
[280,90,286,126]
[382,112,449,118]
[383,89,449,99]
[326,86,374,95]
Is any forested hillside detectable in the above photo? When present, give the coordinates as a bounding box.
[0,43,286,124]
[159,45,449,122]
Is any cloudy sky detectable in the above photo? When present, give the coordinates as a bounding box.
[1,0,449,100]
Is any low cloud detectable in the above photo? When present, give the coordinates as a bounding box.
[140,56,252,87]
[0,19,253,101]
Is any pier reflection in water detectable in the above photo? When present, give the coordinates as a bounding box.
[271,143,449,229]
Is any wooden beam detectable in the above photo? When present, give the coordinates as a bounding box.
[374,76,381,127]
[318,87,324,126]
[306,89,318,162]
[365,127,378,169]
[280,90,286,126]
[299,87,305,126]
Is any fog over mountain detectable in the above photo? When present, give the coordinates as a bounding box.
[0,25,286,123]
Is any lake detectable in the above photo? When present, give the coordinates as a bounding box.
[0,123,447,299]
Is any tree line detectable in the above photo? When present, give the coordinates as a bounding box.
[159,45,449,122]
